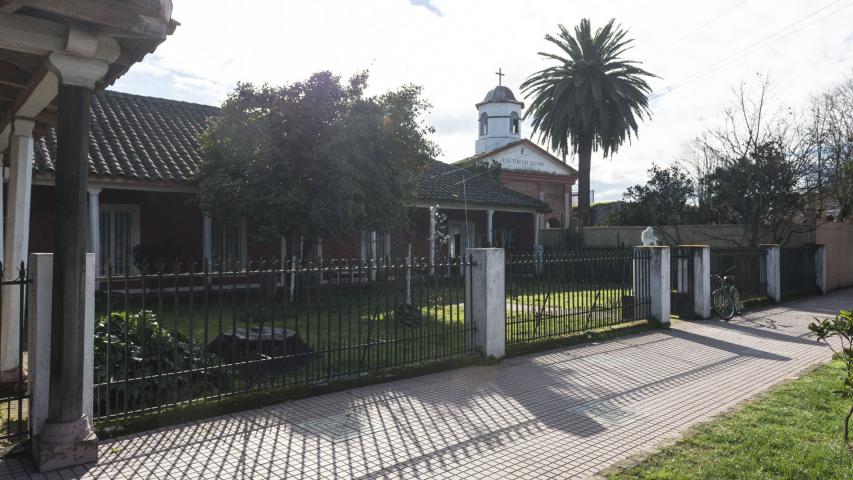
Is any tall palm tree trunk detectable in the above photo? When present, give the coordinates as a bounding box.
[577,135,593,226]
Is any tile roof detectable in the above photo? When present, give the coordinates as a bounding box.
[33,90,548,211]
[34,89,219,183]
[415,161,550,212]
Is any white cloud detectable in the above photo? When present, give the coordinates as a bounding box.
[110,0,853,201]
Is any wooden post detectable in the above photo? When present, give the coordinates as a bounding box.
[35,51,108,472]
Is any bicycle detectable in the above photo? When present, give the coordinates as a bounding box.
[711,266,742,321]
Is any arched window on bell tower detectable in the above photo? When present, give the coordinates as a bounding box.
[510,112,520,134]
[479,112,488,136]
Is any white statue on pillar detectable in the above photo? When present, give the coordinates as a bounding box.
[641,226,658,246]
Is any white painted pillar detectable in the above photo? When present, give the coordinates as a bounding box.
[1,118,35,378]
[762,244,781,303]
[87,188,101,273]
[202,214,212,267]
[486,209,494,246]
[815,244,827,294]
[28,253,95,437]
[635,246,670,325]
[0,153,4,266]
[465,248,505,358]
[279,236,286,285]
[370,231,377,281]
[692,246,711,319]
[533,212,540,248]
[428,206,436,275]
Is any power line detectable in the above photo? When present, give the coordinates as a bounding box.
[651,0,853,100]
[651,0,750,57]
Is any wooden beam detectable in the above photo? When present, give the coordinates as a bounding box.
[15,0,171,39]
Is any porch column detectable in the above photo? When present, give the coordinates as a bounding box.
[533,212,540,248]
[202,214,212,266]
[563,184,571,227]
[0,117,35,380]
[87,188,101,273]
[486,209,494,246]
[429,206,436,275]
[34,51,109,471]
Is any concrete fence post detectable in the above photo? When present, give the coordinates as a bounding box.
[30,253,96,469]
[28,253,53,437]
[688,246,711,319]
[635,246,670,326]
[762,244,781,303]
[466,248,505,359]
[815,244,827,294]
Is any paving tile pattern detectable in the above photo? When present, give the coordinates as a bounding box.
[2,291,848,479]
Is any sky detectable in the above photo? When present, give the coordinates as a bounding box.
[112,0,853,201]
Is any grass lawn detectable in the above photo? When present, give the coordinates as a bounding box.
[100,282,644,359]
[608,361,853,480]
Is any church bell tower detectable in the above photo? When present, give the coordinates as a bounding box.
[475,69,524,155]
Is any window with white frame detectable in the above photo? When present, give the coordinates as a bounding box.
[211,218,247,268]
[99,204,140,275]
[360,231,391,261]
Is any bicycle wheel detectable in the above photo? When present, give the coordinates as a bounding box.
[713,288,735,320]
[731,288,742,317]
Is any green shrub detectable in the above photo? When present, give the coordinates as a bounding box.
[809,309,853,446]
[94,310,216,410]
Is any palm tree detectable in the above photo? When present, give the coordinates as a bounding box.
[522,19,656,226]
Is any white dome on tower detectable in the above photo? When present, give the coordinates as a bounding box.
[475,84,524,155]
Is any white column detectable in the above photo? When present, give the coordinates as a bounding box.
[636,246,671,325]
[28,253,53,437]
[87,188,100,273]
[0,153,4,265]
[202,214,212,267]
[563,185,571,227]
[692,246,711,319]
[466,248,505,358]
[486,209,494,246]
[429,206,437,274]
[763,244,781,303]
[815,244,827,294]
[533,213,540,248]
[0,118,35,378]
[369,231,377,281]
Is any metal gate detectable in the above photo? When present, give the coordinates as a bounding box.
[0,261,30,443]
[670,247,695,318]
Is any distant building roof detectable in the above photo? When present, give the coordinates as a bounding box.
[33,90,546,211]
[415,161,549,212]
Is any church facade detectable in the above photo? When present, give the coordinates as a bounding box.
[457,84,578,231]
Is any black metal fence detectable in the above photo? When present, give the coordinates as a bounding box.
[671,247,696,318]
[780,247,818,296]
[505,248,652,346]
[0,262,29,442]
[710,247,767,302]
[93,256,474,422]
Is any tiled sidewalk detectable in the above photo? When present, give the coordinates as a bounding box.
[3,290,849,479]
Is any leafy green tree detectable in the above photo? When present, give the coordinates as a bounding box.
[521,18,656,226]
[195,71,437,248]
[607,165,695,226]
[809,310,853,445]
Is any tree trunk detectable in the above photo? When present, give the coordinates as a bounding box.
[577,136,593,227]
[845,401,853,445]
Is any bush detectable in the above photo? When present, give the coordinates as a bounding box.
[809,310,853,446]
[94,310,216,411]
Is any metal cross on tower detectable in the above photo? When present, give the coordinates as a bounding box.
[495,68,504,85]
